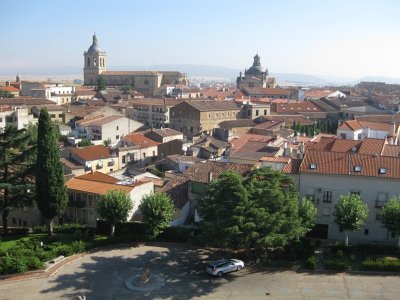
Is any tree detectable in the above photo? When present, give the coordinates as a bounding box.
[333,194,368,245]
[381,197,400,249]
[0,125,35,236]
[97,189,133,237]
[0,90,14,98]
[140,192,175,240]
[298,197,318,237]
[198,167,311,256]
[36,108,68,236]
[77,138,93,147]
[121,84,133,94]
[103,138,111,147]
[97,77,106,91]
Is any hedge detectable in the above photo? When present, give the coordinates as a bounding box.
[362,258,400,272]
[324,260,349,271]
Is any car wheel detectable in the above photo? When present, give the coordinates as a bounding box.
[217,271,223,277]
[237,266,242,271]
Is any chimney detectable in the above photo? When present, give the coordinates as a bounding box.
[207,171,213,183]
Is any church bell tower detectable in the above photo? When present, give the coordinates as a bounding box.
[83,33,107,86]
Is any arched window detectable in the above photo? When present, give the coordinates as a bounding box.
[87,57,90,67]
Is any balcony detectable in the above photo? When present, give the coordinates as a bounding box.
[108,160,115,166]
[96,163,103,170]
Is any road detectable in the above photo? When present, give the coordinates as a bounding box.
[0,243,399,299]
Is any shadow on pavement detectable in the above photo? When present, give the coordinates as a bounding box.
[40,244,241,299]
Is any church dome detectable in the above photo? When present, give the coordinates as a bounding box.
[247,65,264,75]
[87,33,103,54]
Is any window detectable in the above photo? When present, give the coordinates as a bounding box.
[144,79,149,85]
[264,109,267,115]
[227,112,230,117]
[375,213,382,221]
[378,167,387,175]
[122,156,126,164]
[208,114,211,119]
[143,153,146,158]
[323,190,332,203]
[116,126,119,130]
[376,192,388,208]
[58,114,63,118]
[0,118,2,122]
[354,165,362,172]
[12,217,16,224]
[364,229,369,235]
[309,163,317,170]
[216,113,219,118]
[358,133,362,139]
[116,135,119,139]
[152,151,155,156]
[351,190,361,196]
[340,133,346,139]
[256,110,259,116]
[50,114,56,118]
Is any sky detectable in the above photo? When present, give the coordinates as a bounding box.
[1,0,400,79]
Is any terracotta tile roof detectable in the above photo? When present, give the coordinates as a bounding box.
[66,177,134,195]
[192,136,229,149]
[304,89,334,98]
[184,161,254,183]
[61,157,84,170]
[161,177,189,209]
[33,104,65,111]
[274,102,322,114]
[282,158,302,174]
[123,133,160,148]
[300,149,400,179]
[77,171,119,184]
[305,137,336,151]
[101,71,182,76]
[148,128,182,138]
[253,120,284,130]
[261,115,314,126]
[230,133,273,150]
[330,139,361,153]
[166,154,201,164]
[70,145,112,161]
[357,138,386,155]
[260,156,290,163]
[0,97,54,106]
[218,119,256,129]
[356,114,400,124]
[0,86,19,92]
[231,141,280,161]
[339,120,393,132]
[242,87,293,96]
[75,115,123,126]
[0,105,13,112]
[381,144,400,157]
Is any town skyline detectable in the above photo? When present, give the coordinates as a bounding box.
[1,0,400,80]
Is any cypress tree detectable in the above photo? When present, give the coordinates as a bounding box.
[36,108,68,236]
[0,125,35,236]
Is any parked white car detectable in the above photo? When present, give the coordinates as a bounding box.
[205,259,244,277]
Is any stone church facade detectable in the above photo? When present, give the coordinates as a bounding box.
[236,54,276,89]
[83,34,188,96]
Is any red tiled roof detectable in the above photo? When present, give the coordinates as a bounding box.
[77,171,119,184]
[339,120,393,132]
[0,86,19,92]
[282,158,302,174]
[76,115,123,126]
[274,102,322,114]
[70,145,111,161]
[123,133,160,148]
[358,138,386,155]
[300,149,400,179]
[184,161,254,183]
[381,144,400,157]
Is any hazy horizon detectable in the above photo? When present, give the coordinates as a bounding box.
[1,0,400,81]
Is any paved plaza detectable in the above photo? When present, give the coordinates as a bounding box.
[0,243,400,299]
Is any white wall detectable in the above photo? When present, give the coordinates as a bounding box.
[299,172,400,244]
[128,181,154,220]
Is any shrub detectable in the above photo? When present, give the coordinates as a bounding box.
[71,240,86,253]
[306,255,318,270]
[55,245,74,257]
[35,249,56,262]
[158,226,194,243]
[324,260,349,271]
[22,256,43,271]
[0,249,7,257]
[73,229,83,240]
[362,257,400,272]
[32,225,46,234]
[336,250,344,257]
[54,223,87,234]
[0,256,28,274]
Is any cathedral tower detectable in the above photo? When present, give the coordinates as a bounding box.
[83,33,107,85]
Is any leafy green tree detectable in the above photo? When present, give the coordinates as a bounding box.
[198,167,311,256]
[140,192,175,240]
[121,84,133,94]
[0,126,35,236]
[0,90,14,98]
[381,196,400,249]
[245,167,304,250]
[97,189,133,236]
[36,108,68,236]
[103,138,111,147]
[77,138,93,147]
[298,197,318,237]
[198,171,253,253]
[97,77,106,91]
[333,194,368,245]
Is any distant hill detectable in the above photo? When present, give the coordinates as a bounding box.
[3,64,400,86]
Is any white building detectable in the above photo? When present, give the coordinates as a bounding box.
[337,120,399,141]
[30,83,75,105]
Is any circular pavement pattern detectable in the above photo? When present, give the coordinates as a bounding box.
[1,243,400,299]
